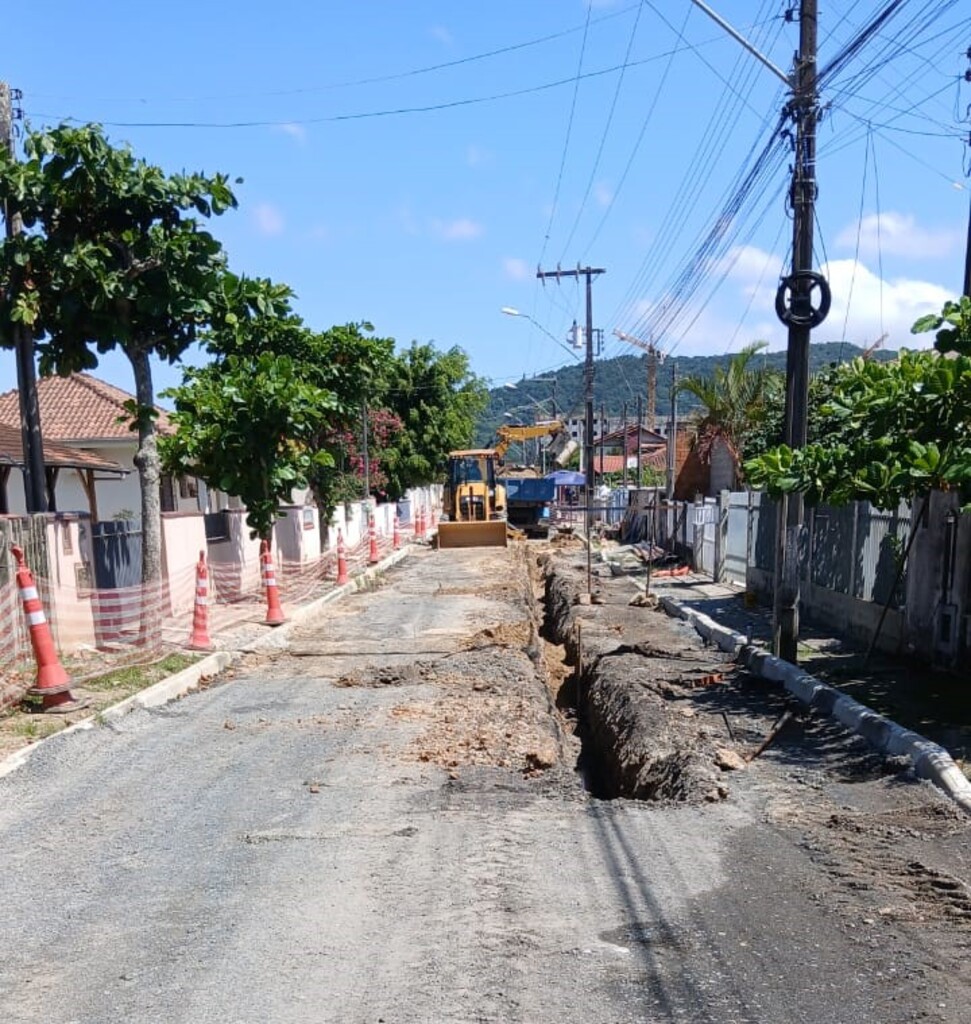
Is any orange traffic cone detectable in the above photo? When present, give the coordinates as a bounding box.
[12,545,87,714]
[188,550,214,651]
[336,530,349,586]
[260,540,286,626]
[393,513,401,550]
[368,515,380,564]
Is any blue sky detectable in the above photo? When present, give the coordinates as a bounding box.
[3,1,968,404]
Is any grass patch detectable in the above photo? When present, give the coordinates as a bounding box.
[83,652,200,693]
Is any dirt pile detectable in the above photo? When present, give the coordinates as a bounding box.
[393,648,560,775]
[542,552,746,804]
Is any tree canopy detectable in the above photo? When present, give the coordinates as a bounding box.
[675,342,784,469]
[0,122,238,586]
[380,343,488,496]
[745,300,971,509]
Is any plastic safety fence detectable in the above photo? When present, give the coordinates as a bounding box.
[0,576,35,709]
[0,516,424,711]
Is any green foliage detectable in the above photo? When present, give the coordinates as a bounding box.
[0,123,236,369]
[675,342,783,463]
[162,348,337,540]
[0,122,239,585]
[911,296,971,356]
[476,341,888,445]
[381,343,488,495]
[745,341,971,509]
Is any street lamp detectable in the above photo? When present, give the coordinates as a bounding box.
[500,308,581,362]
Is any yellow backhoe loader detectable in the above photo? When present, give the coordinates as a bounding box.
[436,449,509,549]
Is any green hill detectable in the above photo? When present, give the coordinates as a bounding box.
[475,342,894,446]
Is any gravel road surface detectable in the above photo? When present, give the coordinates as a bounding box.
[1,544,969,1023]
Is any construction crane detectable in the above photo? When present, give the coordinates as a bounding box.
[613,330,664,432]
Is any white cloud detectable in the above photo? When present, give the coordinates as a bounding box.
[624,254,952,357]
[430,25,453,46]
[819,258,952,348]
[273,122,307,145]
[466,144,491,168]
[432,217,484,241]
[836,211,961,260]
[395,203,420,236]
[503,257,531,281]
[252,202,285,237]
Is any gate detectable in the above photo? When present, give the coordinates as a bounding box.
[91,519,142,590]
[724,492,750,586]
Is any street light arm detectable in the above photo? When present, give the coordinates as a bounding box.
[500,307,582,361]
[688,0,791,87]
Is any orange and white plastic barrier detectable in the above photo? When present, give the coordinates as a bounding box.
[12,545,86,714]
[336,530,349,585]
[368,515,379,565]
[260,540,286,626]
[187,550,214,651]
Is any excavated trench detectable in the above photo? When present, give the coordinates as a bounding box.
[536,546,781,804]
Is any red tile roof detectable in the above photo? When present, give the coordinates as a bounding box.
[0,373,172,442]
[0,422,125,473]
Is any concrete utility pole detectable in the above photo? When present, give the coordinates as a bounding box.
[612,329,660,431]
[773,0,828,663]
[537,264,605,594]
[0,82,47,513]
[636,395,643,488]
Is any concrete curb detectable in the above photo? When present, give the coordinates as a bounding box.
[659,593,971,816]
[0,544,415,782]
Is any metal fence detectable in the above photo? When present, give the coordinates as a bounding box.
[620,488,913,612]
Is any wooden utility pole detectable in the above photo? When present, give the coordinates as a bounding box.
[773,0,826,663]
[665,361,677,501]
[0,82,47,513]
[622,401,629,487]
[537,265,605,594]
[636,395,643,488]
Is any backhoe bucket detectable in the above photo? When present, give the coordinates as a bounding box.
[436,519,508,549]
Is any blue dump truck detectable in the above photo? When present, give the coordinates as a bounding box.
[500,476,556,538]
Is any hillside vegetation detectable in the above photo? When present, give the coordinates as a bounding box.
[476,342,895,445]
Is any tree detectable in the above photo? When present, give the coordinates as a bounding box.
[162,352,337,542]
[744,300,971,509]
[161,277,339,541]
[0,123,238,588]
[675,341,783,471]
[381,343,488,495]
[200,302,397,529]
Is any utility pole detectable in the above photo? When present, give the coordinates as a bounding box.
[773,0,827,663]
[537,264,605,594]
[361,401,370,502]
[612,329,659,431]
[622,401,629,488]
[665,361,678,501]
[964,44,971,297]
[636,395,643,488]
[1,82,47,514]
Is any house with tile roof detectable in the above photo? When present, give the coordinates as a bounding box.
[0,422,126,516]
[0,373,234,520]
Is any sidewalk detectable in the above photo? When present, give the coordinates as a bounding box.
[603,543,971,775]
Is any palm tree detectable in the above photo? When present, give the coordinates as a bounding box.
[676,342,783,464]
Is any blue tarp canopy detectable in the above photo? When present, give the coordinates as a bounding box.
[545,470,585,486]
